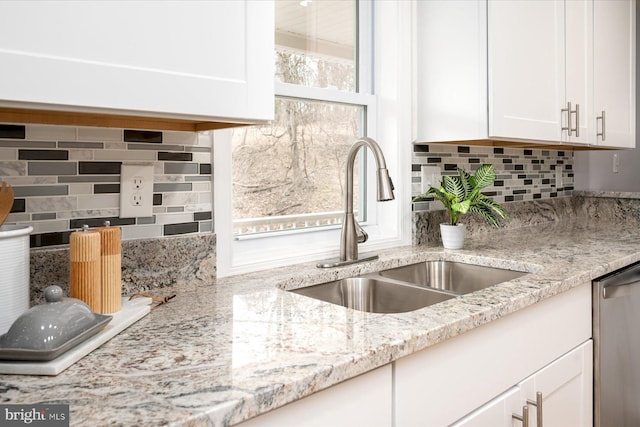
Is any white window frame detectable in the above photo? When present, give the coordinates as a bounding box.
[214,0,413,277]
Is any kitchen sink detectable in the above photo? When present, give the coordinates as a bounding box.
[289,277,454,314]
[378,261,527,294]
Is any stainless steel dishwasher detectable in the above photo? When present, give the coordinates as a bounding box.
[593,261,640,427]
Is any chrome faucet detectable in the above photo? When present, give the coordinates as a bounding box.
[317,137,395,268]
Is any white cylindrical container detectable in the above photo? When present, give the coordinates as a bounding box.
[440,223,466,250]
[0,224,33,335]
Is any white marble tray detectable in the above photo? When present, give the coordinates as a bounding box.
[0,296,151,376]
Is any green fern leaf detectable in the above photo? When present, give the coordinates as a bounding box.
[457,168,472,199]
[442,175,466,201]
[469,204,500,227]
[473,164,496,189]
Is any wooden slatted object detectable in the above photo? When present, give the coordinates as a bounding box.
[69,226,101,313]
[97,223,122,314]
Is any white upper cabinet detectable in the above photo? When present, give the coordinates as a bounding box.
[415,0,635,149]
[416,0,489,142]
[0,1,274,128]
[593,0,636,148]
[488,0,567,143]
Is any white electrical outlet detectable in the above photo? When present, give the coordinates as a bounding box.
[120,164,154,218]
[421,165,442,193]
[613,153,620,173]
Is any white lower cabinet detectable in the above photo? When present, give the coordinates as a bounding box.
[394,282,592,426]
[452,340,593,427]
[238,364,392,427]
[519,340,593,427]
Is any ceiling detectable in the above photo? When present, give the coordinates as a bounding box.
[275,0,355,60]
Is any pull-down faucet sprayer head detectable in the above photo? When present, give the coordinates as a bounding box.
[377,168,395,202]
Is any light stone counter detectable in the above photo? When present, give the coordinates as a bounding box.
[2,218,640,426]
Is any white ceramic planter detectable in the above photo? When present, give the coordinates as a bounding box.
[0,224,33,335]
[440,223,466,249]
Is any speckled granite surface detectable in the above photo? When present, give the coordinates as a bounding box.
[28,233,216,305]
[2,192,639,426]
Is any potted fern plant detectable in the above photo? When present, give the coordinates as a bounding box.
[413,164,506,249]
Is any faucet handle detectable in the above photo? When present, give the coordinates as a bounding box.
[355,221,368,243]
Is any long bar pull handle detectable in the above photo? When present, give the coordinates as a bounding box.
[561,102,572,136]
[527,392,543,427]
[513,406,529,427]
[597,110,606,141]
[572,104,580,137]
[603,278,640,299]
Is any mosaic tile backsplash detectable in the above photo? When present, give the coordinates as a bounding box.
[411,143,574,212]
[0,123,212,247]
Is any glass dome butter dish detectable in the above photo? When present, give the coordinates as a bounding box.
[0,285,112,361]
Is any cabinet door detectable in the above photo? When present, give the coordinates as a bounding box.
[415,0,488,142]
[450,387,523,427]
[592,0,636,148]
[565,0,593,144]
[488,0,566,142]
[519,340,593,427]
[0,1,273,123]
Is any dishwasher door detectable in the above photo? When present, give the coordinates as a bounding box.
[593,261,640,427]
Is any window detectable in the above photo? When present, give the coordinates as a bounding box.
[232,98,365,235]
[215,0,411,276]
[232,0,370,237]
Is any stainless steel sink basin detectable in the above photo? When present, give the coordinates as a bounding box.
[378,261,527,294]
[289,277,454,313]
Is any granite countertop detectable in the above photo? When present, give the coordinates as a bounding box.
[2,218,640,426]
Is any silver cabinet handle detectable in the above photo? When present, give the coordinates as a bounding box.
[527,392,543,427]
[597,110,606,141]
[561,102,579,137]
[513,405,529,427]
[561,102,572,136]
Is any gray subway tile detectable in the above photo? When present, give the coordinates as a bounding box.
[128,143,185,151]
[59,176,119,183]
[199,220,213,233]
[164,162,199,174]
[0,140,56,148]
[94,184,120,194]
[14,185,69,197]
[163,222,198,236]
[32,212,57,220]
[185,176,211,182]
[153,183,192,192]
[167,206,185,213]
[185,146,211,153]
[58,141,105,149]
[136,216,156,225]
